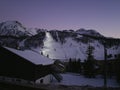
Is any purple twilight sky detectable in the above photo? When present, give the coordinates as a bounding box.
[0,0,120,38]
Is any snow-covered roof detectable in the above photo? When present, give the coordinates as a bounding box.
[4,47,54,65]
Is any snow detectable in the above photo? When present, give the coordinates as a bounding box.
[1,21,119,61]
[77,34,83,38]
[4,47,54,65]
[52,73,120,87]
[0,21,25,32]
[0,20,119,61]
[62,38,87,61]
[42,32,85,60]
[0,21,29,37]
[107,46,120,59]
[42,32,86,60]
[19,39,26,48]
[26,28,38,35]
[76,29,104,37]
[42,32,67,59]
[41,32,105,61]
[91,41,104,60]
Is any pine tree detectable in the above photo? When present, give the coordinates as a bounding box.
[76,59,82,73]
[83,45,96,78]
[68,58,72,72]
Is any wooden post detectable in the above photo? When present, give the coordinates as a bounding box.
[103,41,107,90]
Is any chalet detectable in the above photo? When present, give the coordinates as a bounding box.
[0,46,64,84]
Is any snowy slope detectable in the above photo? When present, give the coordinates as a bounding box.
[107,46,120,59]
[26,28,46,36]
[38,31,120,61]
[0,21,30,37]
[42,32,67,60]
[40,32,107,61]
[26,28,38,36]
[5,47,54,65]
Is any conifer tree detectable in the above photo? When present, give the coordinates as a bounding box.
[84,45,96,78]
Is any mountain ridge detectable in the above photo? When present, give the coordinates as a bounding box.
[0,21,120,61]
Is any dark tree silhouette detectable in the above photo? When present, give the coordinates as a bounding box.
[83,45,96,78]
[115,54,120,83]
[66,58,82,73]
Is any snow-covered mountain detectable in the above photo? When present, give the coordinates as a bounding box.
[0,21,31,37]
[41,30,120,61]
[76,28,104,37]
[0,21,46,49]
[0,21,120,61]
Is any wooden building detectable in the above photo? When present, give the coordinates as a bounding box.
[0,46,64,83]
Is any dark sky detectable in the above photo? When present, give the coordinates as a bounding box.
[0,0,120,38]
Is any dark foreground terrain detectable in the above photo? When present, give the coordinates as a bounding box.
[0,82,120,90]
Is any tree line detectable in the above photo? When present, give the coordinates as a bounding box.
[65,45,120,84]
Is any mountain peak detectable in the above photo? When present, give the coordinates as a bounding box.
[76,28,104,37]
[0,20,25,29]
[0,21,29,37]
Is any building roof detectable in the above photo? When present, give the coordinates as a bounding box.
[5,47,54,65]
